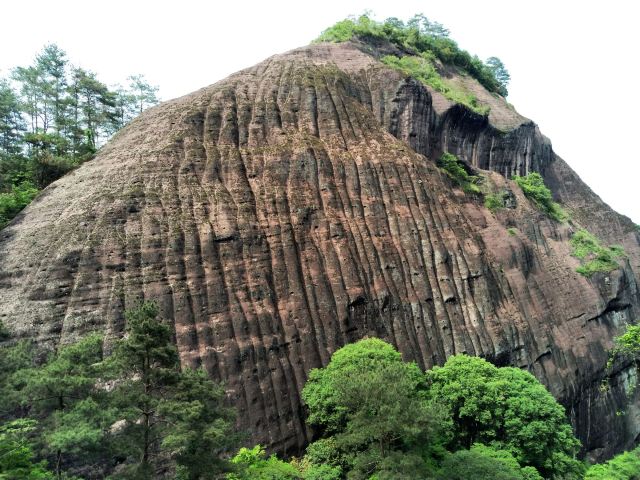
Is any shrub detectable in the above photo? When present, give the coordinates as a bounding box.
[585,445,640,479]
[513,173,566,221]
[507,227,517,236]
[437,153,481,194]
[484,192,506,212]
[0,181,39,228]
[382,54,490,115]
[570,229,626,277]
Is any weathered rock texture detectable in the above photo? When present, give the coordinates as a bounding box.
[1,41,639,461]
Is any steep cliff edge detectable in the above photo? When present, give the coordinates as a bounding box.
[1,41,638,461]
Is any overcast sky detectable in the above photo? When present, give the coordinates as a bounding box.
[2,0,638,223]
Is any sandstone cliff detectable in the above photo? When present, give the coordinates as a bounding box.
[1,41,638,461]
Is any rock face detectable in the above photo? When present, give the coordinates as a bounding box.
[1,41,639,460]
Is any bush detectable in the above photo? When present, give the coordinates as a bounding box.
[382,54,490,115]
[585,445,640,479]
[0,181,39,228]
[570,229,626,277]
[437,153,481,194]
[513,172,566,221]
[484,192,507,212]
[438,444,543,480]
[314,14,509,96]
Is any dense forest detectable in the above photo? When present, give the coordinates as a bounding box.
[0,44,159,228]
[1,303,639,479]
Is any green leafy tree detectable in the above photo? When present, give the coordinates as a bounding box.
[227,446,303,480]
[426,354,584,479]
[485,57,510,97]
[438,444,543,480]
[160,368,238,479]
[0,419,54,480]
[585,445,640,479]
[16,334,105,478]
[302,338,447,479]
[127,75,159,115]
[106,301,236,479]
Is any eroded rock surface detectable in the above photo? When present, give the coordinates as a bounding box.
[1,41,639,460]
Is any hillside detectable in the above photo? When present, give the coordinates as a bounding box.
[1,26,639,463]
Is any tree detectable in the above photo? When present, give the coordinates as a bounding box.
[16,334,105,478]
[106,301,236,479]
[585,445,640,479]
[426,355,584,479]
[0,419,54,479]
[160,368,238,479]
[301,339,447,479]
[485,57,510,96]
[127,75,159,115]
[438,444,543,480]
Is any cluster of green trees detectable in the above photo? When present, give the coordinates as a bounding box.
[2,307,639,479]
[0,44,159,228]
[437,152,481,194]
[315,14,510,97]
[0,302,235,479]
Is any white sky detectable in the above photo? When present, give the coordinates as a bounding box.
[2,0,638,223]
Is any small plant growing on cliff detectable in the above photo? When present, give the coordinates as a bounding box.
[513,172,566,221]
[484,192,509,213]
[570,229,626,277]
[438,152,481,194]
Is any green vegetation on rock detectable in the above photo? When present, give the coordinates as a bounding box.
[570,229,626,277]
[438,152,481,194]
[381,54,490,115]
[585,445,640,479]
[513,172,566,221]
[314,14,509,96]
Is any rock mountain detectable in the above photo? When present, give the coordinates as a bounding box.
[1,39,639,461]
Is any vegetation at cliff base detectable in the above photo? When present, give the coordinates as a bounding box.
[437,152,481,194]
[2,315,638,478]
[570,229,626,277]
[0,45,159,229]
[585,446,640,479]
[513,172,566,221]
[315,14,510,97]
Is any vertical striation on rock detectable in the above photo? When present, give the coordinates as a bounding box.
[1,41,638,460]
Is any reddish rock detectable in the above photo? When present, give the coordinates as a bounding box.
[1,41,638,460]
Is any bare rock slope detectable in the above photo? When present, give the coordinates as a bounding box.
[1,41,639,460]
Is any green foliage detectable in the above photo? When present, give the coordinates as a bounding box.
[227,445,303,480]
[302,338,446,479]
[585,445,640,479]
[438,444,543,480]
[507,227,517,236]
[0,181,39,227]
[160,368,238,479]
[570,229,626,277]
[315,14,509,96]
[513,172,566,221]
[0,44,159,229]
[106,301,236,479]
[437,152,481,194]
[485,191,508,212]
[426,354,584,478]
[381,54,490,115]
[0,419,54,479]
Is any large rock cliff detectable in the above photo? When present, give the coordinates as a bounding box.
[1,41,639,461]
